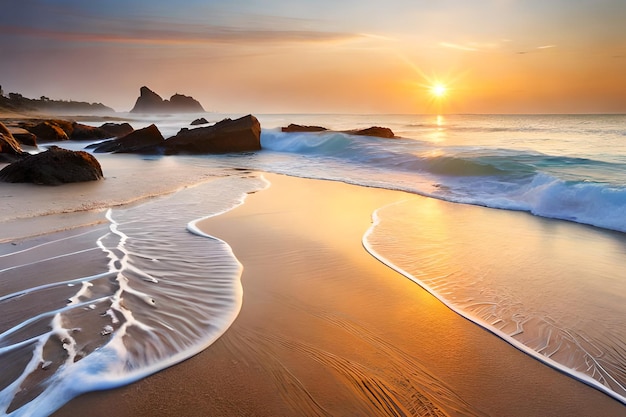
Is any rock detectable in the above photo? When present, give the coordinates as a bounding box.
[130,87,164,113]
[0,133,20,154]
[130,86,205,114]
[0,146,103,185]
[190,117,209,126]
[0,122,27,162]
[0,122,14,139]
[8,127,37,147]
[280,123,395,138]
[162,114,261,154]
[68,122,114,140]
[24,121,69,142]
[168,93,205,113]
[92,124,164,153]
[281,124,328,133]
[99,122,134,137]
[346,126,395,138]
[49,119,75,137]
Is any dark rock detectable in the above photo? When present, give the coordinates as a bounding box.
[130,86,205,114]
[9,128,38,147]
[70,122,115,140]
[345,126,395,138]
[281,124,328,133]
[0,123,22,153]
[1,122,27,162]
[130,87,164,113]
[0,122,14,139]
[161,114,261,154]
[50,119,75,137]
[191,117,209,126]
[0,146,103,185]
[0,152,28,163]
[169,93,205,113]
[99,122,134,137]
[24,121,69,142]
[280,123,395,139]
[92,124,164,153]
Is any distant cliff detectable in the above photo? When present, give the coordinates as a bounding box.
[0,88,114,114]
[130,86,205,114]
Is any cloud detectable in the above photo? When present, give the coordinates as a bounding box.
[439,40,504,52]
[0,23,358,46]
[439,42,478,52]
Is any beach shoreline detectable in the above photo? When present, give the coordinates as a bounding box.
[51,173,626,417]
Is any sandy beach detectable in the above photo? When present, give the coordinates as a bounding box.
[51,173,626,417]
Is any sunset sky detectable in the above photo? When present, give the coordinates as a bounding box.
[1,0,625,114]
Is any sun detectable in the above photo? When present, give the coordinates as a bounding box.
[430,83,447,98]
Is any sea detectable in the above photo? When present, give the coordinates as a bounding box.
[1,113,625,415]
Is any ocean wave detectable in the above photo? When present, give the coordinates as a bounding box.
[260,129,626,233]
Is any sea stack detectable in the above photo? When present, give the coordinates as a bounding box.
[130,86,205,113]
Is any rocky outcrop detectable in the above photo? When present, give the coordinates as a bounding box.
[91,124,164,153]
[70,123,116,140]
[345,126,395,139]
[169,94,204,113]
[161,115,261,154]
[0,122,27,163]
[24,121,69,142]
[0,146,103,185]
[191,117,209,126]
[8,127,37,147]
[281,124,327,133]
[130,86,205,114]
[99,122,134,138]
[20,119,123,142]
[281,123,395,139]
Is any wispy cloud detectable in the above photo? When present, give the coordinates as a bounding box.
[0,23,359,47]
[439,40,504,52]
[517,44,558,54]
[439,42,478,52]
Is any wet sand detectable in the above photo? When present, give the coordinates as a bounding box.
[51,173,625,416]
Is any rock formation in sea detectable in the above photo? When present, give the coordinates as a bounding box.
[19,120,120,142]
[23,121,69,142]
[99,122,134,138]
[0,146,103,185]
[0,122,27,162]
[345,126,395,138]
[281,123,396,139]
[91,124,164,153]
[191,117,209,126]
[130,86,205,114]
[162,114,261,154]
[91,115,261,154]
[281,124,328,133]
[8,128,37,147]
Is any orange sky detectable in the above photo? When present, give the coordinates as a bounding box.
[1,1,625,114]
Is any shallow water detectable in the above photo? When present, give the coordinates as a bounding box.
[364,198,626,403]
[0,174,266,416]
